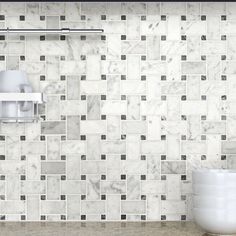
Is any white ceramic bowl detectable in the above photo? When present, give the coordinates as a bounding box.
[193,195,236,209]
[193,169,236,234]
[193,208,236,235]
[193,169,236,186]
[193,184,236,197]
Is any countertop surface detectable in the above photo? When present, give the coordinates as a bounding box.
[0,222,207,236]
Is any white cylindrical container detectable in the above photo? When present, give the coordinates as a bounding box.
[193,169,236,235]
[0,70,33,122]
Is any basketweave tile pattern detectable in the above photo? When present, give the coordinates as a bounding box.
[0,2,235,221]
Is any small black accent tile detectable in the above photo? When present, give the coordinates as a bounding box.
[161,35,166,41]
[81,15,86,20]
[60,15,66,21]
[81,155,86,160]
[20,175,26,181]
[201,155,206,160]
[221,75,227,81]
[121,214,126,220]
[181,175,187,181]
[81,95,86,100]
[101,175,106,180]
[181,75,187,81]
[161,15,166,21]
[161,155,166,160]
[0,35,5,41]
[20,55,25,61]
[221,115,227,120]
[0,175,5,180]
[221,55,226,61]
[221,95,227,100]
[201,115,207,121]
[141,155,146,160]
[61,175,66,181]
[141,75,146,81]
[40,155,46,161]
[121,75,126,80]
[40,135,45,141]
[81,195,86,200]
[40,16,45,21]
[121,55,126,60]
[161,135,166,140]
[161,75,166,81]
[40,55,45,61]
[181,35,186,41]
[101,55,106,60]
[0,136,5,141]
[101,35,106,41]
[221,15,226,21]
[61,215,66,220]
[161,195,166,200]
[201,15,206,21]
[21,155,26,161]
[20,135,26,141]
[121,195,126,200]
[121,15,126,20]
[141,35,146,41]
[0,155,5,160]
[81,175,86,180]
[21,215,26,221]
[81,215,86,220]
[101,74,106,80]
[101,134,106,140]
[121,35,126,40]
[61,155,66,161]
[101,154,106,160]
[41,215,46,220]
[201,135,206,140]
[0,15,5,21]
[141,195,146,200]
[19,15,25,21]
[221,35,226,41]
[40,75,45,81]
[80,35,86,40]
[101,15,106,20]
[181,215,186,221]
[201,35,206,40]
[121,174,126,180]
[201,75,206,80]
[41,175,46,181]
[221,155,226,160]
[181,155,186,160]
[181,115,187,120]
[101,194,106,200]
[101,95,106,100]
[161,215,166,221]
[81,75,86,80]
[121,95,126,100]
[140,135,146,140]
[201,55,206,61]
[221,135,226,140]
[0,56,5,61]
[141,175,146,180]
[121,134,126,140]
[81,115,86,120]
[161,175,166,181]
[141,15,146,21]
[161,55,166,61]
[181,15,186,21]
[41,195,46,200]
[60,35,66,41]
[181,95,187,101]
[121,154,126,160]
[121,115,126,120]
[101,215,106,220]
[40,35,45,41]
[141,215,146,221]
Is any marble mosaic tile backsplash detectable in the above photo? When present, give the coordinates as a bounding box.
[0,2,235,221]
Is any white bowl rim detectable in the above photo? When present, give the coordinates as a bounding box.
[193,169,236,174]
